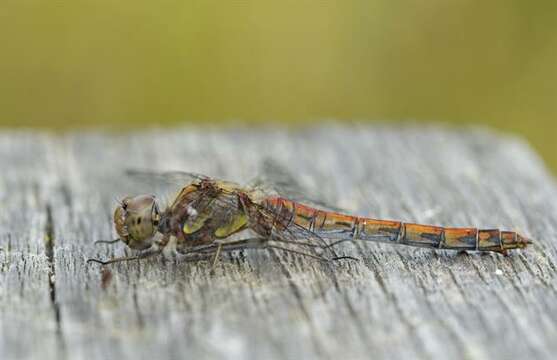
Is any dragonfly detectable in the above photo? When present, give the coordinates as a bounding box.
[87,167,531,267]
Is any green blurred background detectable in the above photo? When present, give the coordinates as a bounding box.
[1,1,556,171]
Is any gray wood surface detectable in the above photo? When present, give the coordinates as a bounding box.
[1,125,556,360]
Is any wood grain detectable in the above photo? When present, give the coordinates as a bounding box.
[1,125,556,360]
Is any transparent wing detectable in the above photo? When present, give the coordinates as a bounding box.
[123,169,215,208]
[126,161,344,211]
[125,169,211,185]
[248,158,346,212]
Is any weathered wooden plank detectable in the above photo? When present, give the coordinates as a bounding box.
[0,125,556,360]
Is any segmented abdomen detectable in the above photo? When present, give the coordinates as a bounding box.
[262,197,530,254]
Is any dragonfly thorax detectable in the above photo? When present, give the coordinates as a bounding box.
[114,194,161,250]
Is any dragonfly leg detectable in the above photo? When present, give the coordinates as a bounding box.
[266,243,358,262]
[183,237,330,262]
[265,237,356,261]
[324,238,355,249]
[87,249,161,266]
[210,241,224,274]
[93,238,121,245]
[87,243,162,266]
[266,244,329,262]
[180,237,332,263]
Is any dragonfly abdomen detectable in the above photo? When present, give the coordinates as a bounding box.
[264,197,530,254]
[369,223,530,254]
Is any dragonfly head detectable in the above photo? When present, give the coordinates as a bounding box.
[114,195,161,250]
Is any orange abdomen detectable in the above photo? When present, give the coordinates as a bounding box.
[263,197,530,254]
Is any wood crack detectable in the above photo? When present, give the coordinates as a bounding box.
[44,204,67,357]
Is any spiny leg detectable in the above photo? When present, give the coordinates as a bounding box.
[210,241,224,274]
[209,237,356,263]
[268,238,358,262]
[180,238,263,272]
[87,236,358,267]
[94,238,121,245]
[87,248,161,265]
[183,237,338,263]
[87,243,162,265]
[265,244,330,262]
